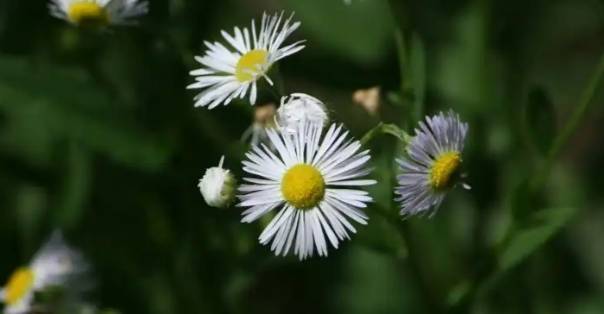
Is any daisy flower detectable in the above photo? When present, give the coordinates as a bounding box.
[238,122,376,260]
[276,93,329,133]
[395,110,469,217]
[0,232,87,314]
[199,156,237,208]
[188,12,305,109]
[48,0,148,27]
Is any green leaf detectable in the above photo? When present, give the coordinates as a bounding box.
[525,87,557,155]
[286,0,394,64]
[0,55,171,171]
[498,207,576,271]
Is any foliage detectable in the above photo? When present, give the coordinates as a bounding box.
[0,0,603,313]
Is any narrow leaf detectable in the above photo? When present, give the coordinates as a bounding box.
[498,207,576,271]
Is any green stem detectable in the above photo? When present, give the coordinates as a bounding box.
[531,51,604,189]
[451,51,604,312]
[549,53,604,160]
[391,4,413,130]
[398,222,446,313]
[360,122,411,145]
[372,205,445,313]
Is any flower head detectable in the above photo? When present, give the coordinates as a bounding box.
[0,232,87,314]
[276,93,329,133]
[48,0,148,27]
[238,123,376,260]
[188,12,305,109]
[199,156,237,208]
[395,110,469,217]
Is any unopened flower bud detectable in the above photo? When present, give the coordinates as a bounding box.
[199,156,237,208]
[276,93,329,133]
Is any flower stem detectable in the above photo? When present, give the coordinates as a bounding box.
[360,122,411,145]
[372,204,445,313]
[531,51,604,189]
[451,51,604,313]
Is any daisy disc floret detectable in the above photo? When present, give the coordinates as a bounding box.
[188,12,305,109]
[48,0,148,27]
[395,110,469,217]
[0,232,88,314]
[276,93,329,133]
[238,122,376,260]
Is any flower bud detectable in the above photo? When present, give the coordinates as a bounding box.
[352,86,380,115]
[276,93,329,133]
[198,156,237,208]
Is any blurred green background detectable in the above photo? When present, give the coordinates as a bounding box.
[0,0,603,313]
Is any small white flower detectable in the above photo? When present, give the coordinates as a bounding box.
[395,110,469,217]
[0,232,87,314]
[239,122,376,260]
[48,0,148,27]
[199,156,237,208]
[188,12,305,109]
[276,93,329,133]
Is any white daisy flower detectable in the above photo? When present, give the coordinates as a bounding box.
[187,12,305,109]
[0,232,87,314]
[395,110,469,217]
[238,122,376,260]
[199,156,237,208]
[276,93,329,133]
[48,0,148,27]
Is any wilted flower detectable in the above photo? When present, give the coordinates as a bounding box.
[199,156,237,208]
[48,0,148,27]
[395,110,469,217]
[242,103,277,146]
[0,232,88,314]
[238,122,376,260]
[188,12,305,109]
[352,86,380,115]
[276,93,329,133]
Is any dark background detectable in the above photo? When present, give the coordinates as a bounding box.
[0,0,603,313]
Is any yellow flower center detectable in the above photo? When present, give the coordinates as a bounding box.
[429,151,461,190]
[3,267,34,306]
[235,49,269,82]
[67,2,109,27]
[281,164,325,209]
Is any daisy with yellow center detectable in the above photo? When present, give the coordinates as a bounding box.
[395,110,469,217]
[48,0,148,27]
[0,232,87,314]
[238,122,376,260]
[188,12,305,109]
